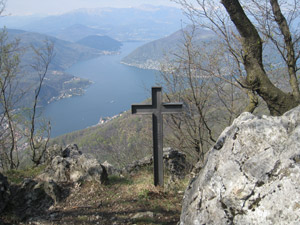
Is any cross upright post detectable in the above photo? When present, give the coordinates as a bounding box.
[131,87,183,186]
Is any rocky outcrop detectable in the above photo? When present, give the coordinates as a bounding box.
[180,106,300,225]
[163,147,189,179]
[8,179,62,221]
[123,147,189,180]
[0,173,10,214]
[1,144,108,222]
[39,144,108,184]
[45,144,63,162]
[102,160,119,176]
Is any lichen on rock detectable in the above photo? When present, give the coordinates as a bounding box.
[180,106,300,225]
[39,144,108,184]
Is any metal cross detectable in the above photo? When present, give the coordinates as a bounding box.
[131,87,183,186]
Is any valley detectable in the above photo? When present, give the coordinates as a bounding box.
[0,5,186,42]
[0,5,186,137]
[4,28,120,108]
[2,1,300,225]
[43,41,157,137]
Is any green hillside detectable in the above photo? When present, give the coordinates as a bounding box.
[51,110,153,168]
[49,75,272,169]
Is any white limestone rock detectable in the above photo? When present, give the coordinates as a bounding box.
[39,144,107,184]
[180,106,300,225]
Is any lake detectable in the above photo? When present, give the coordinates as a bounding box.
[43,42,158,137]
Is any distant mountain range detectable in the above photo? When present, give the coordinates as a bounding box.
[0,5,190,107]
[121,26,215,70]
[121,24,284,71]
[0,5,187,42]
[51,24,106,42]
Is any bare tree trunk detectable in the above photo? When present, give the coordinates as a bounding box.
[221,0,299,115]
[244,91,259,114]
[0,35,20,169]
[269,0,300,100]
[29,40,54,166]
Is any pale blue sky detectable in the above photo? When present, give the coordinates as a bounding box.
[5,0,179,15]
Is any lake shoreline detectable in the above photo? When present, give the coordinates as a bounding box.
[43,42,157,138]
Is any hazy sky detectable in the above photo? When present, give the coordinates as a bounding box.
[5,0,179,15]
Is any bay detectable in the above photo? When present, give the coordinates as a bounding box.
[43,42,157,137]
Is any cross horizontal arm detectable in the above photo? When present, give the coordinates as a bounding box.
[132,104,155,114]
[161,103,183,114]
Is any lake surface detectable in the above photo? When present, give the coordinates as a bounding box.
[43,42,157,137]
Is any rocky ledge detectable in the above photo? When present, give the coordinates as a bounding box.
[122,147,190,183]
[0,144,108,222]
[39,144,107,184]
[180,106,300,225]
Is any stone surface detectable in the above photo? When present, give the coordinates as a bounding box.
[102,160,119,176]
[8,179,61,221]
[45,144,63,162]
[123,147,189,179]
[180,106,300,225]
[163,147,188,179]
[0,173,10,214]
[132,211,154,219]
[2,145,107,222]
[39,144,107,184]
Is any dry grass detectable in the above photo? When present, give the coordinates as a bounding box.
[3,166,189,225]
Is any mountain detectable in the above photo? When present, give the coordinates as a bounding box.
[0,15,46,29]
[51,24,106,42]
[121,26,215,70]
[76,35,122,51]
[4,29,106,107]
[7,5,187,42]
[6,29,103,71]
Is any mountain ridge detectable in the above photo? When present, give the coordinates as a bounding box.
[4,28,114,107]
[121,26,215,70]
[0,6,187,42]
